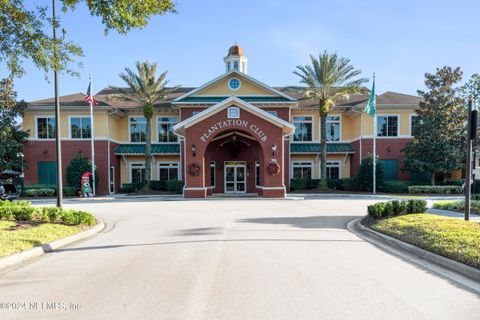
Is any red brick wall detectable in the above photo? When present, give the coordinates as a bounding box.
[351,138,411,180]
[23,140,118,195]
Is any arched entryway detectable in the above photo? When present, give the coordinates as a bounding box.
[204,130,265,195]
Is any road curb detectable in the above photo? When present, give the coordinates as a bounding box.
[0,219,105,271]
[347,217,480,284]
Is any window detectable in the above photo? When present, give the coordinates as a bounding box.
[210,161,215,187]
[228,78,241,90]
[70,117,91,139]
[37,117,56,139]
[326,116,340,141]
[410,115,419,136]
[130,163,145,183]
[267,111,278,117]
[293,116,313,141]
[326,161,341,180]
[255,161,261,186]
[158,117,178,142]
[292,162,313,179]
[158,162,179,181]
[377,115,398,137]
[233,61,239,71]
[130,117,147,142]
[228,107,240,118]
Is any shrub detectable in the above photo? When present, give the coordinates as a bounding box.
[149,180,167,191]
[290,179,307,191]
[383,180,411,193]
[367,199,427,218]
[24,184,56,191]
[0,201,14,220]
[25,188,56,197]
[327,179,341,189]
[40,207,63,223]
[63,186,78,197]
[12,205,36,221]
[472,194,480,201]
[408,185,463,194]
[166,180,184,193]
[66,153,99,190]
[120,182,145,193]
[65,210,96,226]
[306,179,320,189]
[356,154,384,192]
[337,178,359,191]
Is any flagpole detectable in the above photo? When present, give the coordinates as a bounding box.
[89,74,96,196]
[372,73,376,195]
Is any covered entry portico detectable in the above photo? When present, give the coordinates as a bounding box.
[173,97,294,198]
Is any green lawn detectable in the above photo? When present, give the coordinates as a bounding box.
[370,214,480,269]
[0,221,82,257]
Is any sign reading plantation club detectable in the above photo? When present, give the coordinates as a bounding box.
[199,119,269,143]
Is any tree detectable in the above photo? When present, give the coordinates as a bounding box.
[461,73,480,104]
[0,78,28,172]
[110,61,177,186]
[66,153,98,189]
[403,67,466,185]
[293,51,368,186]
[0,0,176,78]
[356,154,383,192]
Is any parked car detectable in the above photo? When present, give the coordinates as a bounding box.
[0,170,21,201]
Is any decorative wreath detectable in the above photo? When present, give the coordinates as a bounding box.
[188,162,201,176]
[268,161,281,176]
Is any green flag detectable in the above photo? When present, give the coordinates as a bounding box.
[364,77,376,117]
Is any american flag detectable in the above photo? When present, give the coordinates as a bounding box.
[85,82,97,105]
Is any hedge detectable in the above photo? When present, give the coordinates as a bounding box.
[25,188,55,197]
[0,200,96,225]
[120,182,145,193]
[383,180,412,193]
[121,180,184,194]
[367,200,427,219]
[165,180,184,193]
[408,185,463,194]
[24,185,79,197]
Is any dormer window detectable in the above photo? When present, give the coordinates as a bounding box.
[228,107,240,119]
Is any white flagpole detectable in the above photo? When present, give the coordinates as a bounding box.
[372,73,376,195]
[89,74,96,196]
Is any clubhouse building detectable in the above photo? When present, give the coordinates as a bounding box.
[22,45,424,198]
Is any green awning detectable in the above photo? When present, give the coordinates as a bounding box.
[291,143,355,154]
[115,144,180,155]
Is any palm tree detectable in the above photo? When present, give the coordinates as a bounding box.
[294,51,368,187]
[110,61,178,187]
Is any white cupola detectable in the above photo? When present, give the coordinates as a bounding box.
[224,44,248,74]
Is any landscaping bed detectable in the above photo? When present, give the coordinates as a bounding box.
[0,200,96,257]
[369,214,480,269]
[433,200,480,214]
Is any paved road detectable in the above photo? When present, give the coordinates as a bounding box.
[0,198,479,320]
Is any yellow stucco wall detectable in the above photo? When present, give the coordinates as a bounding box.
[195,75,276,96]
[362,109,415,136]
[119,155,181,184]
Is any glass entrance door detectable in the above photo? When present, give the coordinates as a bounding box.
[224,161,246,193]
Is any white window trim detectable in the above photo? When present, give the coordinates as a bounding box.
[376,114,400,137]
[68,115,92,140]
[34,115,56,140]
[227,106,240,119]
[325,160,342,180]
[156,116,179,144]
[255,161,261,187]
[291,161,314,179]
[157,161,180,181]
[228,77,241,91]
[293,116,314,142]
[128,116,147,143]
[129,162,145,183]
[210,161,216,187]
[321,114,342,142]
[409,114,418,137]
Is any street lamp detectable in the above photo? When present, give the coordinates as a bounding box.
[17,152,24,197]
[272,143,277,156]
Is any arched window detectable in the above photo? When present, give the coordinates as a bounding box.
[233,61,239,70]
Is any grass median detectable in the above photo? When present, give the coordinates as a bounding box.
[370,214,480,269]
[0,221,82,257]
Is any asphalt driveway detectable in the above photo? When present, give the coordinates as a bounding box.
[0,197,479,320]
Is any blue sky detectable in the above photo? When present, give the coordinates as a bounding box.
[6,0,480,101]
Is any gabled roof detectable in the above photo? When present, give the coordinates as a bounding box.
[172,70,296,104]
[173,96,295,136]
[29,93,109,107]
[376,91,422,105]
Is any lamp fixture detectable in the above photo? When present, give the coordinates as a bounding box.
[191,144,196,157]
[272,143,277,156]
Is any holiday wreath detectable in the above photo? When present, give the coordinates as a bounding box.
[268,161,281,175]
[188,162,201,176]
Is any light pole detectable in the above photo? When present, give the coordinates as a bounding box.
[52,0,63,207]
[16,152,24,197]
